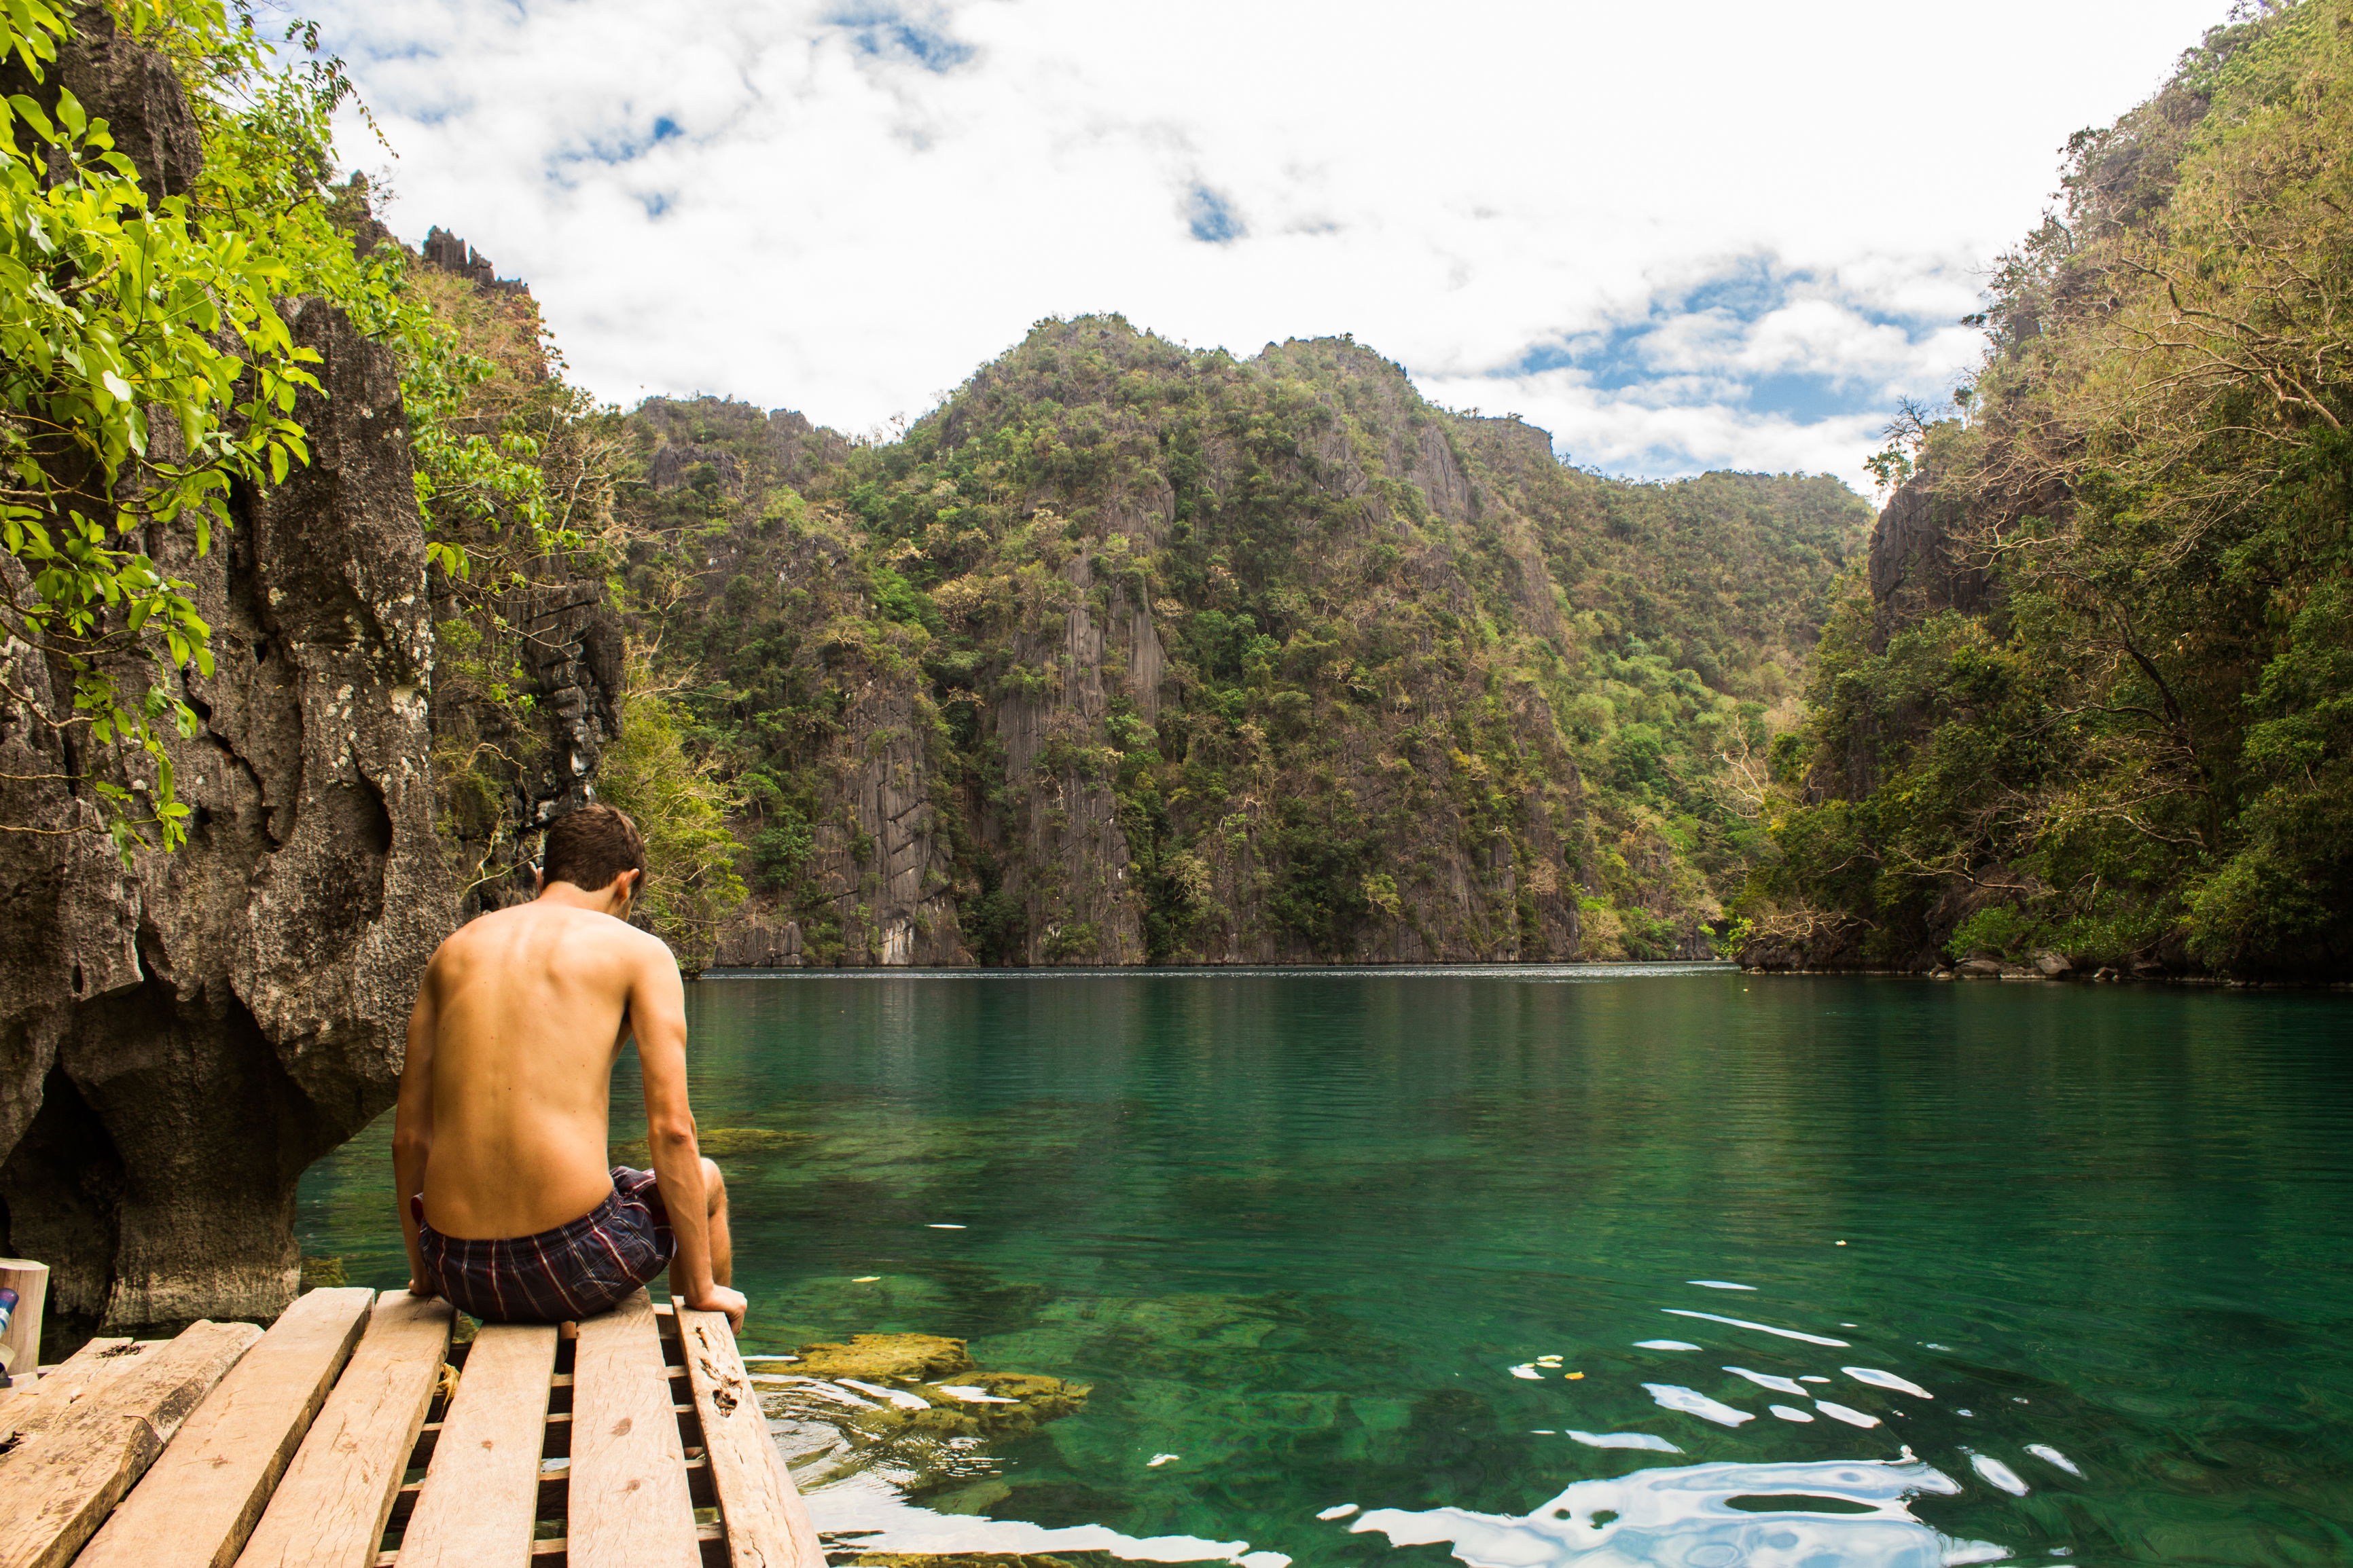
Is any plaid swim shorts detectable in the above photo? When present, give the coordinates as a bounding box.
[416,1166,674,1324]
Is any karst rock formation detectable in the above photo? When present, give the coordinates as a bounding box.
[0,14,455,1351]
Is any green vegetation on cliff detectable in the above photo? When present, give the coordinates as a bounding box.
[0,3,1873,968]
[624,329,1868,965]
[1740,0,2353,977]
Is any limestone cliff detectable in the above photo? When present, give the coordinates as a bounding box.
[0,297,455,1349]
[0,26,455,1350]
[646,323,1865,966]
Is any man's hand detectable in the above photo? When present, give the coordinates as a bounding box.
[406,1275,438,1300]
[682,1282,747,1332]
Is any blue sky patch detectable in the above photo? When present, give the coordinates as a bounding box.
[1496,257,1951,414]
[1742,370,1880,422]
[827,4,975,72]
[552,118,685,168]
[1186,185,1244,244]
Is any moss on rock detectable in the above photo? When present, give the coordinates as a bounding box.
[789,1332,975,1381]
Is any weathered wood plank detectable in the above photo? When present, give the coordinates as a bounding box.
[233,1294,451,1568]
[0,1338,149,1442]
[0,1319,259,1568]
[77,1289,376,1568]
[395,1321,559,1568]
[568,1290,698,1568]
[675,1301,824,1568]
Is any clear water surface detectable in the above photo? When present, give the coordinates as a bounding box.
[297,966,2353,1567]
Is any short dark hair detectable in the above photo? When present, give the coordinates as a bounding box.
[541,804,646,895]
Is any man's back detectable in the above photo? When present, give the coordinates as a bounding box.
[395,803,745,1327]
[417,899,663,1237]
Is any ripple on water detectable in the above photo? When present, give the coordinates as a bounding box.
[1350,1456,2008,1568]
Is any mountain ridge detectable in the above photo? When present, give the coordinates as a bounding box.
[619,316,1871,966]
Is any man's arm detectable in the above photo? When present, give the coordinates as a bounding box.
[632,939,746,1328]
[392,964,439,1296]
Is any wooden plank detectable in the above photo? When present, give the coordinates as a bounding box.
[0,1260,47,1387]
[395,1321,558,1568]
[568,1290,698,1568]
[675,1302,825,1568]
[77,1289,376,1568]
[0,1319,259,1568]
[234,1294,451,1568]
[0,1339,152,1442]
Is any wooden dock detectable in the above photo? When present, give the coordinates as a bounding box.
[0,1287,825,1568]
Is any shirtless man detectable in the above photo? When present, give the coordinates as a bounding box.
[393,805,747,1328]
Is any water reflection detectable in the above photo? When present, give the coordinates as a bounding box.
[1351,1456,2007,1568]
[817,1468,1293,1568]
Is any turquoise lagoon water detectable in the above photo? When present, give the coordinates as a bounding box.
[296,966,2353,1567]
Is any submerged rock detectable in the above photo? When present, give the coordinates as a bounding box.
[757,1331,1090,1491]
[788,1332,976,1381]
[866,1369,1092,1440]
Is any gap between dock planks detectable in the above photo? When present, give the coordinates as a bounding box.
[75,1288,376,1568]
[236,1293,452,1568]
[0,1319,259,1568]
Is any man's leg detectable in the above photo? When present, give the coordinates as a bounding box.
[702,1156,732,1287]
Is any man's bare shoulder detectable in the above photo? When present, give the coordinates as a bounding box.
[431,902,673,965]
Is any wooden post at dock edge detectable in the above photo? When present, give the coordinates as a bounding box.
[0,1258,48,1384]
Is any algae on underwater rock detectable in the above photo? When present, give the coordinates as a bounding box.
[855,1369,1093,1440]
[789,1332,977,1381]
[297,1255,348,1291]
[756,1331,1092,1491]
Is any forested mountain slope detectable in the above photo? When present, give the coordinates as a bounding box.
[628,326,1869,966]
[1739,0,2353,979]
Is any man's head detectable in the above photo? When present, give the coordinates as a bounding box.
[540,804,647,911]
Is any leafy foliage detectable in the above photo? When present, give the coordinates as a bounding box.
[0,0,338,854]
[1744,0,2353,976]
[591,645,747,960]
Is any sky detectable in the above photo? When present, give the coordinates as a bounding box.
[306,0,2234,484]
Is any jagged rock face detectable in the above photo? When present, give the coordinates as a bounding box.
[1865,477,1987,631]
[710,676,968,970]
[962,345,1584,966]
[0,24,453,1348]
[702,524,968,970]
[0,299,454,1348]
[435,570,624,917]
[638,399,848,497]
[399,227,621,915]
[419,225,531,299]
[0,5,200,199]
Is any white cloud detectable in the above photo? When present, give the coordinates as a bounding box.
[312,0,2233,479]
